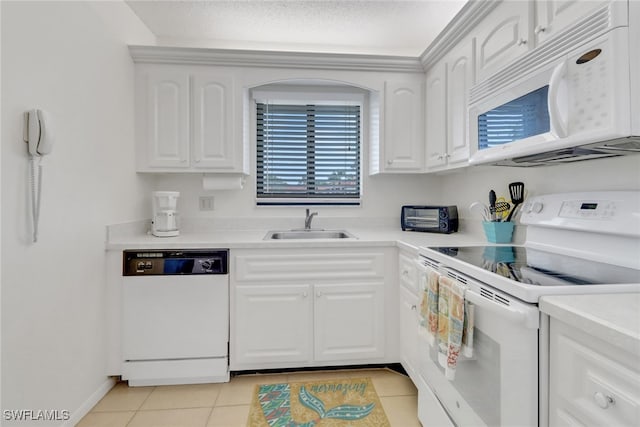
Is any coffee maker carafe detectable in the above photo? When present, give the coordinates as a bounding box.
[151,191,180,237]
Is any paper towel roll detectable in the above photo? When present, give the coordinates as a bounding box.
[202,174,245,190]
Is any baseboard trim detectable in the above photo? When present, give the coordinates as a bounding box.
[63,377,116,427]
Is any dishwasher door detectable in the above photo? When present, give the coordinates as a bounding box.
[123,274,228,361]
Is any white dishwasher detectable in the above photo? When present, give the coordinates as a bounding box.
[122,249,229,386]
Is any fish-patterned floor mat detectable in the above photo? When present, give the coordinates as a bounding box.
[247,377,390,427]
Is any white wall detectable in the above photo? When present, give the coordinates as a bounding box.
[1,1,154,425]
[152,152,640,231]
[154,172,443,224]
[440,155,640,229]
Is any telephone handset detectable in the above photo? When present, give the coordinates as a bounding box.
[23,109,53,242]
[24,109,53,156]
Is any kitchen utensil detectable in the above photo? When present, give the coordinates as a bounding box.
[505,182,525,222]
[489,190,497,221]
[494,198,511,220]
[469,202,491,222]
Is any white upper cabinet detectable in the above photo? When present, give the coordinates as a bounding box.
[139,70,190,169]
[475,0,532,83]
[136,65,243,173]
[425,62,448,170]
[376,79,425,172]
[191,72,236,170]
[534,0,611,46]
[446,41,474,166]
[425,39,474,172]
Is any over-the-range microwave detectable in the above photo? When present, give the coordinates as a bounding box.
[468,5,640,167]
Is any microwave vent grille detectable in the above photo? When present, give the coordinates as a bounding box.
[494,137,640,166]
[470,3,613,104]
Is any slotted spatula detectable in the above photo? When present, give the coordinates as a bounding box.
[505,182,525,222]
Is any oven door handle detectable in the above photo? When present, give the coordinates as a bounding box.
[465,289,538,329]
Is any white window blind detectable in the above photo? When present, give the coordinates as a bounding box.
[478,85,550,149]
[256,103,361,204]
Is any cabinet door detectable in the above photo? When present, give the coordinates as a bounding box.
[425,62,448,170]
[548,319,640,427]
[233,284,313,367]
[446,41,474,165]
[535,0,609,46]
[383,80,424,171]
[399,285,419,381]
[143,71,190,169]
[192,73,236,170]
[314,282,385,362]
[475,0,531,83]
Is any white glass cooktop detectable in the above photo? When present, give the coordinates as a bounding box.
[427,246,640,287]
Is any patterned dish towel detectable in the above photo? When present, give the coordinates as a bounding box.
[419,263,475,381]
[419,264,440,345]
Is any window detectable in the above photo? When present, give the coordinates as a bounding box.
[256,102,361,205]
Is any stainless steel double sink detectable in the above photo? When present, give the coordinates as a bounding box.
[263,229,356,240]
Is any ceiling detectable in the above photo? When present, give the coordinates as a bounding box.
[125,0,466,57]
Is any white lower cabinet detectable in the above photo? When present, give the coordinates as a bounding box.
[230,247,396,371]
[548,318,640,427]
[314,282,385,362]
[398,250,420,381]
[399,285,420,380]
[234,284,313,365]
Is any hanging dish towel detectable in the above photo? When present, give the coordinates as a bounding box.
[418,265,440,346]
[462,300,475,358]
[436,276,452,370]
[438,275,475,380]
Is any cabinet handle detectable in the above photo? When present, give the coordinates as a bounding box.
[302,291,308,298]
[437,154,444,160]
[411,305,417,311]
[316,291,322,297]
[517,38,527,46]
[402,270,409,276]
[534,25,546,35]
[593,392,615,409]
[387,160,393,165]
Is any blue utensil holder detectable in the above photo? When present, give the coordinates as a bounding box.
[482,221,515,243]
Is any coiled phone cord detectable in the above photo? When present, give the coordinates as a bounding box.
[29,156,43,243]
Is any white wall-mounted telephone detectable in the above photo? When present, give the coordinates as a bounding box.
[24,109,53,156]
[23,109,54,243]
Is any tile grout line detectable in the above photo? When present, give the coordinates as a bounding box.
[125,384,156,427]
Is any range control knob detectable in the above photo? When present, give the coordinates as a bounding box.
[200,260,213,270]
[531,201,544,213]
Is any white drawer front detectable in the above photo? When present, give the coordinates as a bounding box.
[550,321,640,427]
[398,253,418,293]
[234,251,385,282]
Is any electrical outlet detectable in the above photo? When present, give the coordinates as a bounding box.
[199,196,215,211]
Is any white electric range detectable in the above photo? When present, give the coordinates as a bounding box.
[417,191,640,427]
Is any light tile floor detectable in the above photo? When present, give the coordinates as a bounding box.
[78,367,420,427]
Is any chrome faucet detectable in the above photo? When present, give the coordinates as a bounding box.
[304,209,318,230]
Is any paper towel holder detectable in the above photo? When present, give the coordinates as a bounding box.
[202,174,246,191]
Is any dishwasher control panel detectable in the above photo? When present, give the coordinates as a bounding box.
[123,249,228,275]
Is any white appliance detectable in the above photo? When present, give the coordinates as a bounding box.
[418,191,640,427]
[468,1,640,166]
[152,191,180,237]
[121,249,229,386]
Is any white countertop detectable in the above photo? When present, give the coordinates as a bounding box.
[540,293,640,355]
[106,225,486,251]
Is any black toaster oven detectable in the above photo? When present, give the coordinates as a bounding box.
[401,205,458,233]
